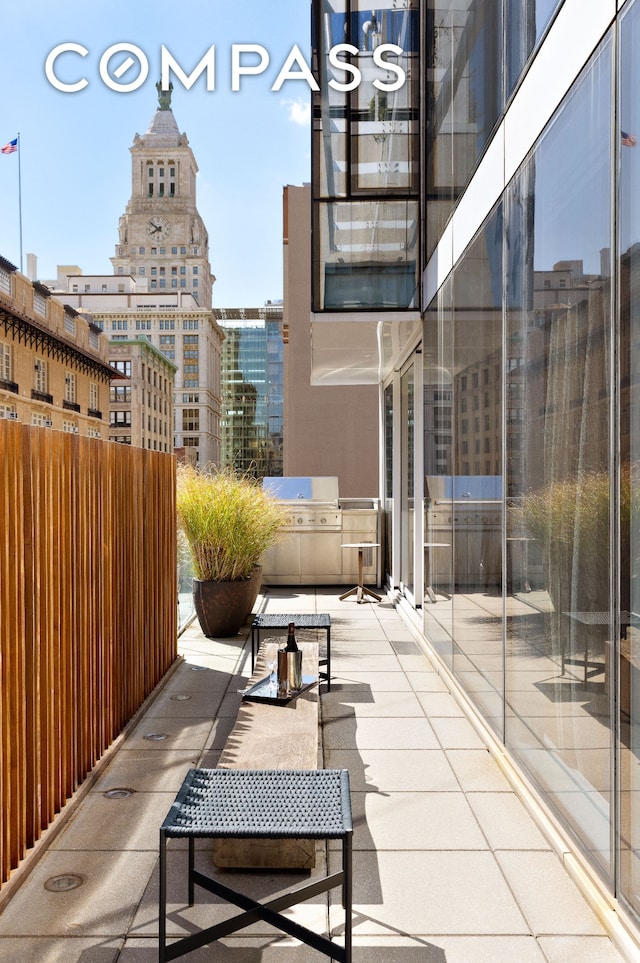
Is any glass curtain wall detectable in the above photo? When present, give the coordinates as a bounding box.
[425,0,563,263]
[424,25,616,886]
[424,280,455,666]
[312,0,420,311]
[618,0,640,921]
[505,34,614,879]
[424,208,504,731]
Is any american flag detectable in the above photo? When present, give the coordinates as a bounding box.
[622,130,637,148]
[0,138,18,155]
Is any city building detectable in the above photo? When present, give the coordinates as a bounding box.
[43,85,224,464]
[108,338,176,450]
[282,184,379,498]
[0,256,115,435]
[310,0,640,951]
[216,305,284,477]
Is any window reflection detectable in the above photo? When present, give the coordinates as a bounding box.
[618,0,640,919]
[505,0,562,97]
[505,35,613,877]
[424,207,504,730]
[425,0,503,260]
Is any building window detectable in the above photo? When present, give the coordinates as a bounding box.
[33,291,47,316]
[0,266,12,295]
[34,359,48,393]
[32,412,51,428]
[110,410,131,427]
[64,371,77,404]
[113,360,131,377]
[90,382,99,409]
[0,341,12,382]
[64,312,76,335]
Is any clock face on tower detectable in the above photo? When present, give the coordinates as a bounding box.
[147,217,170,240]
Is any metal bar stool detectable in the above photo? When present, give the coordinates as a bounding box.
[159,767,353,962]
[250,613,331,689]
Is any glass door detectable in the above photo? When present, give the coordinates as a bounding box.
[400,360,415,601]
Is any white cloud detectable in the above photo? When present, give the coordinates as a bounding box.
[282,98,311,126]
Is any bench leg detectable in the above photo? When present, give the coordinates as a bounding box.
[343,832,353,962]
[159,830,167,963]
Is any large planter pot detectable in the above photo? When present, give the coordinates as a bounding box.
[192,566,263,638]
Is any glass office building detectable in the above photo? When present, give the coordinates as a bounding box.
[311,0,640,948]
[217,308,283,478]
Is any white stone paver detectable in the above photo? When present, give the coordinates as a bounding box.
[0,586,630,961]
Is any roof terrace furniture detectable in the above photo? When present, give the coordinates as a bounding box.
[159,767,353,963]
[339,543,382,604]
[251,612,331,689]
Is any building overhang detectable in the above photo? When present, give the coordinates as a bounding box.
[309,311,422,385]
[0,300,117,381]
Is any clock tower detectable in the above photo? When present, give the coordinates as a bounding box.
[110,83,215,309]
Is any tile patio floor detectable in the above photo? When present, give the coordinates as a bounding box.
[0,587,631,961]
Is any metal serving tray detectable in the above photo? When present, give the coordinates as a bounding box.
[242,675,318,705]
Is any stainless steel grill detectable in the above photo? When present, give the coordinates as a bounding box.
[261,477,380,585]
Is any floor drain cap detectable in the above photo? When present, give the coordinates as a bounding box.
[45,874,83,892]
[144,732,169,741]
[170,694,192,701]
[104,788,134,799]
[190,665,207,672]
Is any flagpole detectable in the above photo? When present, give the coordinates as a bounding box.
[17,133,22,273]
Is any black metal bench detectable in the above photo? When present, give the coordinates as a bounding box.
[250,612,331,689]
[159,767,353,962]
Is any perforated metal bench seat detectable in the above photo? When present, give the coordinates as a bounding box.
[159,767,353,962]
[251,613,331,688]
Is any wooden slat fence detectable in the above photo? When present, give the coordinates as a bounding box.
[0,421,177,888]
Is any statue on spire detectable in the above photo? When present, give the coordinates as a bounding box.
[156,80,173,110]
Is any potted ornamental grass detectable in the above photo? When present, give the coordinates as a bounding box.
[176,463,287,637]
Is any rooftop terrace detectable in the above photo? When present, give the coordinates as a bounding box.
[0,587,628,961]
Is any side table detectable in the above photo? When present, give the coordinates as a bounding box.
[339,542,381,604]
[250,612,331,688]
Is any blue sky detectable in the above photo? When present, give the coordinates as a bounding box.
[0,1,312,305]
